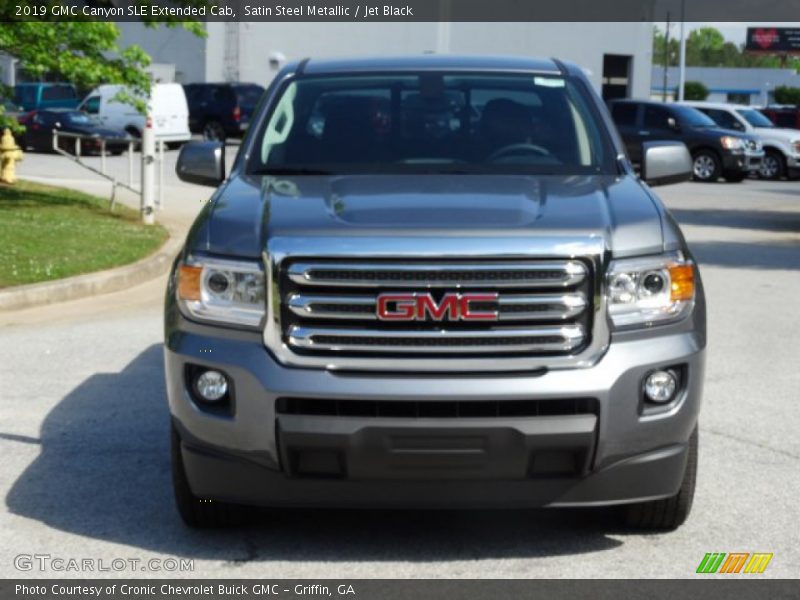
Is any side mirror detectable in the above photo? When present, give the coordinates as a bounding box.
[176,141,225,187]
[640,141,692,186]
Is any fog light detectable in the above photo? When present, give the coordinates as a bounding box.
[644,370,678,403]
[195,370,228,402]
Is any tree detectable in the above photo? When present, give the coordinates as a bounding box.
[0,2,207,133]
[683,81,709,101]
[773,86,800,105]
[653,26,679,67]
[652,25,800,70]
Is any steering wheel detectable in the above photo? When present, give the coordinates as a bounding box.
[488,143,550,162]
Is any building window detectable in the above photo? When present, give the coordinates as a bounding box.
[602,55,632,101]
[727,93,751,105]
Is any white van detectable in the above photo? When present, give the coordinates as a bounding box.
[79,83,191,144]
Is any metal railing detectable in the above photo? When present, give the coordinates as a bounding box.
[52,129,166,214]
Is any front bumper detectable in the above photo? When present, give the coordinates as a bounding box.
[165,309,705,508]
[785,154,800,175]
[723,150,763,173]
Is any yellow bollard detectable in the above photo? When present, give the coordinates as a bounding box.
[0,128,24,185]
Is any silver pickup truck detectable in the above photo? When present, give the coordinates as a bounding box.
[167,55,706,530]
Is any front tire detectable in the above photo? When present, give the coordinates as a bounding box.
[623,426,698,531]
[171,425,248,528]
[759,150,785,180]
[692,151,721,182]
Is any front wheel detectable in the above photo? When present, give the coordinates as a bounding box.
[171,424,248,528]
[759,150,785,180]
[692,151,721,182]
[623,426,698,530]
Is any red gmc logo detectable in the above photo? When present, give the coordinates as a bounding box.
[376,292,499,321]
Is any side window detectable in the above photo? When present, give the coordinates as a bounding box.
[183,86,199,103]
[643,105,672,131]
[705,109,742,131]
[211,86,235,105]
[42,85,75,101]
[611,103,638,127]
[773,113,794,128]
[83,96,101,114]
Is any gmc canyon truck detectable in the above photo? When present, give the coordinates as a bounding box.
[167,56,706,530]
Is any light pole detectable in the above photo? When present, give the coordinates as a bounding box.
[677,0,687,101]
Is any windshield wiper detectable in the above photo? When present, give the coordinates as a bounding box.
[252,167,336,176]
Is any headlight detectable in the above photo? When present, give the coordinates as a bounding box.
[607,253,695,328]
[720,136,744,151]
[792,140,800,154]
[176,256,266,328]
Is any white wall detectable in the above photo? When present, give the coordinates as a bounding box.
[206,22,441,86]
[448,22,653,98]
[116,22,206,84]
[203,22,652,96]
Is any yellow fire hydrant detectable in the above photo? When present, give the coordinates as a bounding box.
[0,128,24,185]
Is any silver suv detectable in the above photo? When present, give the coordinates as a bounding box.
[168,56,706,530]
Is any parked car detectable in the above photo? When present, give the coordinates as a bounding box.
[682,101,800,180]
[13,83,79,112]
[78,83,191,145]
[759,105,800,130]
[609,99,763,182]
[168,56,705,531]
[16,109,130,155]
[183,82,265,141]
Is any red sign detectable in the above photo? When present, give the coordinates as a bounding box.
[746,28,800,53]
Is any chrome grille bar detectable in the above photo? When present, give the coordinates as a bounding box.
[287,261,587,289]
[287,293,587,321]
[288,325,585,354]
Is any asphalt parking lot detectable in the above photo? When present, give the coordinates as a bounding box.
[1,152,799,578]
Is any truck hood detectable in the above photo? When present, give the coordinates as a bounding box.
[193,174,667,259]
[754,126,800,143]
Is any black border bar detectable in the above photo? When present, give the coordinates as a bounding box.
[7,0,800,22]
[2,580,800,600]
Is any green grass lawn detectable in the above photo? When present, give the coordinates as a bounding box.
[0,180,168,288]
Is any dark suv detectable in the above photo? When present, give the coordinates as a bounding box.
[183,83,265,141]
[609,99,763,182]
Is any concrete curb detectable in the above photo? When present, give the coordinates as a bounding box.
[0,229,183,312]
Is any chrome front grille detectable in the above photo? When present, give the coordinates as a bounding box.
[279,260,593,358]
[287,261,587,288]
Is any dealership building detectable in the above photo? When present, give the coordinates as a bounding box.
[651,66,800,105]
[107,22,654,101]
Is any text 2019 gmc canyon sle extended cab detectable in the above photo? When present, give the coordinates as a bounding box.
[167,56,706,530]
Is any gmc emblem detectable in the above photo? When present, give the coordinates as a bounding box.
[376,292,499,321]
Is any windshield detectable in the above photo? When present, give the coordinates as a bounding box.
[737,109,775,128]
[672,105,717,128]
[247,72,614,175]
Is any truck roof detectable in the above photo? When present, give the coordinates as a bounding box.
[297,54,563,75]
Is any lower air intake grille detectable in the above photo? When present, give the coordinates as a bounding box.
[276,397,598,419]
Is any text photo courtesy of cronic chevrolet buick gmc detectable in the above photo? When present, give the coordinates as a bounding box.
[168,56,705,530]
